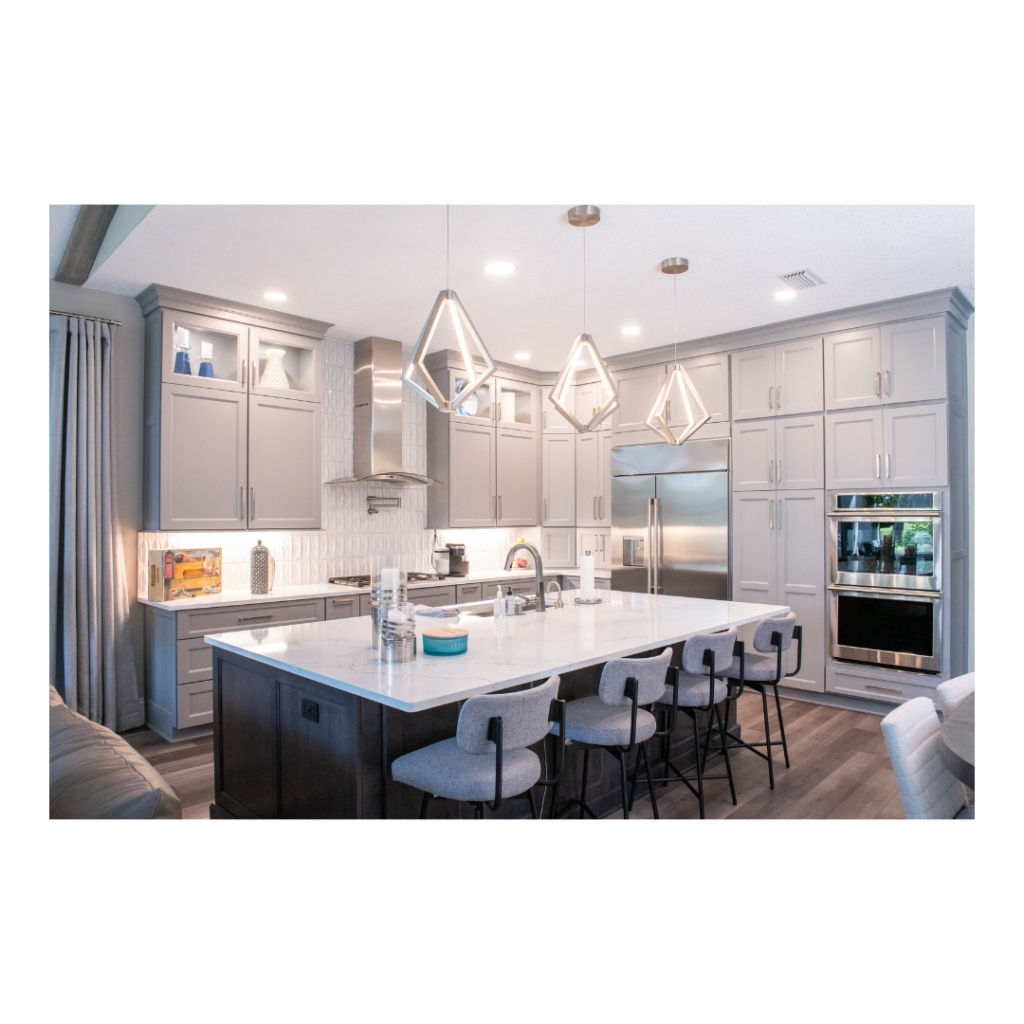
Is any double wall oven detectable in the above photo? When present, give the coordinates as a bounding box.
[828,492,942,673]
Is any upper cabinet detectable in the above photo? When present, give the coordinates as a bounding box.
[733,414,824,491]
[575,378,613,431]
[542,381,575,433]
[731,338,823,420]
[824,317,948,411]
[139,285,331,532]
[494,375,538,433]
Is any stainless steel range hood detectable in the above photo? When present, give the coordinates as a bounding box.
[328,336,441,486]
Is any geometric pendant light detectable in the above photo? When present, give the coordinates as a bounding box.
[548,205,619,432]
[645,257,711,445]
[403,207,497,413]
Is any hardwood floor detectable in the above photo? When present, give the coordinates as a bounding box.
[120,693,905,819]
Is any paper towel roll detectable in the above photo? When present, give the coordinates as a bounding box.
[580,553,595,601]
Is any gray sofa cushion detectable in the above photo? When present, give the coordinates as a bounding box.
[50,686,181,819]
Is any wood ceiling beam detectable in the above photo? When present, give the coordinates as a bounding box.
[54,205,119,285]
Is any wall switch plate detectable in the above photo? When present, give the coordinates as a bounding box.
[301,698,319,723]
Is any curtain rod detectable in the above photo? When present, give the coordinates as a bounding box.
[49,309,122,326]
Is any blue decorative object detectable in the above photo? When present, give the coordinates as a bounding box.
[198,359,215,378]
[422,629,468,656]
[173,349,192,375]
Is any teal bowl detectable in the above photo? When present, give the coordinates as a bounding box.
[422,630,469,656]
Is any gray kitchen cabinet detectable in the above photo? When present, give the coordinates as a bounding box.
[496,427,538,526]
[732,338,822,420]
[248,394,323,530]
[881,317,947,405]
[611,363,665,435]
[456,582,484,604]
[157,383,248,531]
[542,381,575,433]
[158,308,248,394]
[542,528,577,568]
[542,433,576,526]
[575,378,613,431]
[577,528,611,570]
[410,585,458,607]
[600,432,614,526]
[825,404,948,489]
[671,351,731,429]
[249,325,323,404]
[731,345,775,420]
[731,488,824,692]
[326,595,360,619]
[494,376,539,433]
[823,327,882,411]
[733,415,823,492]
[575,431,612,527]
[446,419,498,528]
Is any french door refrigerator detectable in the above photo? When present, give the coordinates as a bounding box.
[611,438,730,599]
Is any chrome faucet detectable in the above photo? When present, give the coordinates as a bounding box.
[504,542,546,612]
[545,579,563,609]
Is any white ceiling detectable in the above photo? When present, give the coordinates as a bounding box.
[66,205,973,370]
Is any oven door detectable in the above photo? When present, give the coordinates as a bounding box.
[828,512,941,591]
[829,587,942,672]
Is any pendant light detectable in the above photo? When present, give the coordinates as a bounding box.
[404,205,497,412]
[548,205,619,432]
[645,257,710,445]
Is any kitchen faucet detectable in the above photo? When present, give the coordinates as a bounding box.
[503,542,546,612]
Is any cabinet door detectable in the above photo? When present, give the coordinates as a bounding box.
[733,420,776,491]
[542,381,575,433]
[577,529,607,567]
[611,364,665,434]
[575,432,601,526]
[598,432,614,526]
[496,428,538,526]
[824,327,881,411]
[159,383,247,531]
[776,490,825,692]
[449,420,497,527]
[542,528,576,568]
[776,414,824,490]
[732,491,776,604]
[825,409,884,489]
[679,351,730,424]
[248,395,322,530]
[161,310,247,393]
[730,345,775,420]
[881,317,947,405]
[883,403,948,488]
[494,377,538,433]
[249,326,322,404]
[776,337,823,415]
[575,379,613,430]
[445,369,494,423]
[542,433,576,526]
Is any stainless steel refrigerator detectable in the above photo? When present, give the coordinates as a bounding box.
[611,438,730,599]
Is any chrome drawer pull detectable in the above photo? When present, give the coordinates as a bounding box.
[238,614,273,623]
[332,599,354,606]
[865,683,902,694]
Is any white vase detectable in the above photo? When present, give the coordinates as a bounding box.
[259,348,289,389]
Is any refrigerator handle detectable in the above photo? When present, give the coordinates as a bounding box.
[646,498,654,594]
[652,497,662,594]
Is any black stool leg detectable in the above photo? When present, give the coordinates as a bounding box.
[419,792,431,818]
[527,789,539,819]
[617,751,630,819]
[760,686,775,790]
[774,685,791,767]
[715,704,737,805]
[642,743,659,819]
[692,713,705,819]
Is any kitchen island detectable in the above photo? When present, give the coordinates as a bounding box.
[205,591,788,818]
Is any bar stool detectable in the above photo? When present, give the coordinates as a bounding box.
[549,648,672,820]
[632,629,741,819]
[390,674,564,819]
[708,612,801,790]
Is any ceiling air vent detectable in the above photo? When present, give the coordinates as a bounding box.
[778,268,826,290]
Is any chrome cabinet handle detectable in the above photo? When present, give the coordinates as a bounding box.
[866,683,901,694]
[241,360,246,386]
[543,498,547,521]
[665,399,671,420]
[240,486,244,519]
[885,453,891,478]
[769,459,774,483]
[768,384,773,409]
[777,500,782,531]
[238,614,273,623]
[593,496,597,519]
[543,410,547,429]
[874,371,881,397]
[776,385,781,408]
[777,458,782,482]
[250,487,256,518]
[884,369,891,396]
[252,360,257,386]
[332,599,354,607]
[875,454,881,479]
[769,500,773,530]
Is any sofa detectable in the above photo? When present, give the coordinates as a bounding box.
[50,685,182,819]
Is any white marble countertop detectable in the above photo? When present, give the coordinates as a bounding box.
[204,591,789,712]
[138,569,586,611]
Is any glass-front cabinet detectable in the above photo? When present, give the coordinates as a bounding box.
[249,326,322,404]
[494,376,537,432]
[451,373,493,422]
[161,311,247,392]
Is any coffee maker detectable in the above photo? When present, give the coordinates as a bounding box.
[445,543,469,577]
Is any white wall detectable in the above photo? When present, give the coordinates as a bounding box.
[966,315,974,675]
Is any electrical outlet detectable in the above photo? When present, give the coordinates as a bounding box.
[301,699,319,723]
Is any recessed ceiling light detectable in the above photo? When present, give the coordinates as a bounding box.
[514,352,530,360]
[484,262,516,275]
[774,289,797,301]
[622,326,641,336]
[264,291,287,302]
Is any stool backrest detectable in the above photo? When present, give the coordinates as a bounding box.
[753,612,797,653]
[681,629,737,675]
[598,647,672,707]
[880,697,965,819]
[936,672,975,719]
[457,674,560,754]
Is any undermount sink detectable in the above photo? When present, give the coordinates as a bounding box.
[460,605,495,617]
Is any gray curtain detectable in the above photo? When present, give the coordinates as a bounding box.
[50,315,143,731]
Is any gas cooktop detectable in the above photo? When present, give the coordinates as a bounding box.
[328,572,443,588]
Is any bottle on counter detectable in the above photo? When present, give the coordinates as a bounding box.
[505,586,516,616]
[494,585,505,618]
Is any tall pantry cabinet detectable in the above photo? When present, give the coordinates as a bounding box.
[138,285,331,532]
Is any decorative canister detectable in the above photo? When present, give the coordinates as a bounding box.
[250,539,276,594]
[380,603,417,663]
[259,348,289,389]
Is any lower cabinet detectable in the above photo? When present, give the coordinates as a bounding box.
[327,595,360,619]
[826,663,939,708]
[731,489,825,692]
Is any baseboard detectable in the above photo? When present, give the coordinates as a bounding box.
[776,686,897,717]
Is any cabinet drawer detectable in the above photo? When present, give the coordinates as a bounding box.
[326,595,360,619]
[826,665,938,707]
[176,598,326,639]
[359,594,373,617]
[456,583,484,604]
[410,585,458,608]
[176,637,213,686]
[177,680,214,728]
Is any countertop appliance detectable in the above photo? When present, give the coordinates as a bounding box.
[445,543,469,577]
[611,438,729,600]
[827,492,943,672]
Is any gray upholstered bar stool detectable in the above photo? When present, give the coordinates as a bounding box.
[549,648,672,820]
[708,612,801,790]
[633,629,741,819]
[390,675,564,819]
